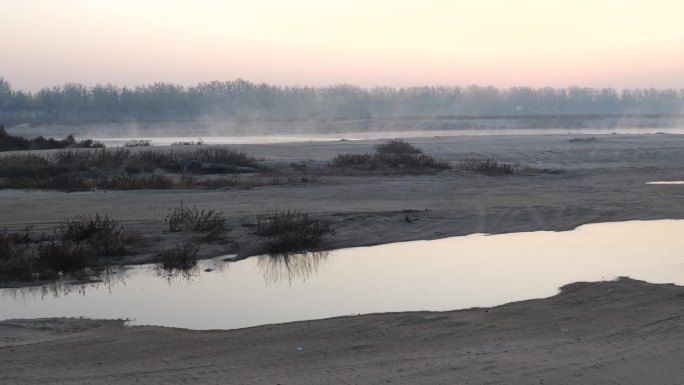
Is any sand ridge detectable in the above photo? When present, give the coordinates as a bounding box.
[2,278,683,384]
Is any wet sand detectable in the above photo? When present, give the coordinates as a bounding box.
[2,278,684,384]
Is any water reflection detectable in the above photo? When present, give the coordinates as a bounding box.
[1,251,330,301]
[2,220,684,330]
[257,252,329,285]
[154,265,202,286]
[4,267,130,302]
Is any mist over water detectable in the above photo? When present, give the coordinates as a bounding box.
[9,117,684,146]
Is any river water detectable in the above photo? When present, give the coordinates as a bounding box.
[1,220,683,330]
[92,127,684,146]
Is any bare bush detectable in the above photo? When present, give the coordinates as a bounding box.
[37,240,89,277]
[157,242,199,270]
[255,210,334,253]
[60,213,125,255]
[165,203,227,239]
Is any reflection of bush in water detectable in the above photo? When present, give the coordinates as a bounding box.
[2,266,128,300]
[154,264,200,285]
[257,251,329,284]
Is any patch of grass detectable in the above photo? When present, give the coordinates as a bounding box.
[374,139,422,154]
[457,158,514,176]
[0,173,176,191]
[255,210,334,253]
[37,241,89,277]
[0,213,132,281]
[330,153,450,171]
[165,203,227,239]
[99,175,174,190]
[187,147,258,167]
[172,138,204,146]
[0,228,35,281]
[329,139,449,173]
[53,148,131,169]
[60,213,125,255]
[157,241,199,270]
[0,154,55,179]
[0,125,104,151]
[124,140,151,147]
[0,145,261,191]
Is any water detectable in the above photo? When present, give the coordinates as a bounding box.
[94,128,683,146]
[646,181,684,185]
[2,220,683,330]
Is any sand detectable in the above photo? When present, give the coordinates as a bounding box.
[1,133,684,261]
[2,278,684,384]
[2,132,684,383]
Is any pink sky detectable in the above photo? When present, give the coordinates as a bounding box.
[3,0,684,91]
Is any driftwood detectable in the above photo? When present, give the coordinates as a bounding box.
[183,160,259,174]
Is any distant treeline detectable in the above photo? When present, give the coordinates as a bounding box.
[1,77,683,124]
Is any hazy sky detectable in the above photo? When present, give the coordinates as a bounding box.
[3,0,684,91]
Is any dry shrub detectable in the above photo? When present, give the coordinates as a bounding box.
[374,139,422,154]
[37,241,89,277]
[255,210,334,253]
[60,213,125,255]
[157,242,199,270]
[457,158,514,176]
[165,203,227,239]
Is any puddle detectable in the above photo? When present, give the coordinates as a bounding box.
[1,220,684,330]
[646,181,684,185]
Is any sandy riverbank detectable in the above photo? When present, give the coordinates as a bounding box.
[2,278,684,384]
[2,133,684,383]
[1,133,684,263]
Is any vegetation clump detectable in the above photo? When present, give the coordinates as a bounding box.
[124,140,151,147]
[156,242,200,270]
[456,158,515,176]
[60,213,125,255]
[374,139,422,154]
[255,210,334,253]
[165,203,227,239]
[0,145,261,191]
[37,240,89,276]
[0,214,128,282]
[0,125,104,151]
[330,139,449,173]
[0,227,34,281]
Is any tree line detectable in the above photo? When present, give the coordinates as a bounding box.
[1,77,683,124]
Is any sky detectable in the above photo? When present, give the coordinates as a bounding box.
[2,0,684,91]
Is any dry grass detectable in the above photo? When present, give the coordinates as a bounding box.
[0,145,261,191]
[374,139,422,154]
[456,158,515,176]
[330,139,450,174]
[60,213,125,255]
[165,203,227,240]
[255,210,334,254]
[0,213,128,281]
[156,242,200,270]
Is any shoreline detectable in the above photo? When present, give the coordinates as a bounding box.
[2,133,684,286]
[3,277,684,384]
[3,132,684,382]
